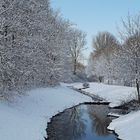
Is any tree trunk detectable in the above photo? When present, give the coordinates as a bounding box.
[73,59,77,75]
[136,79,140,102]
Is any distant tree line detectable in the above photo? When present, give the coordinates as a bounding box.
[87,13,140,101]
[0,0,86,98]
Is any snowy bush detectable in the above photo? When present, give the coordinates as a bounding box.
[83,82,89,88]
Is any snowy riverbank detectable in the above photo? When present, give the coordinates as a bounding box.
[72,82,137,107]
[1,82,139,140]
[0,86,92,140]
[108,110,140,140]
[71,82,140,140]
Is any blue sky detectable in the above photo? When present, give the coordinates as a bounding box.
[51,0,140,60]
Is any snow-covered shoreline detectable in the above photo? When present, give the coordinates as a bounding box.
[108,110,140,140]
[72,82,136,107]
[72,82,140,140]
[0,86,92,140]
[1,82,140,140]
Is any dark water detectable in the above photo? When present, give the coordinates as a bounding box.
[46,104,118,140]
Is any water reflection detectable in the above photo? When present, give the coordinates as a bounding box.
[87,105,112,136]
[46,106,86,140]
[46,104,117,140]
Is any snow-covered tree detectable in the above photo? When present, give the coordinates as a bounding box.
[118,13,140,101]
[0,0,86,98]
[87,32,120,84]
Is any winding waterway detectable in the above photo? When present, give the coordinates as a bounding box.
[46,104,119,140]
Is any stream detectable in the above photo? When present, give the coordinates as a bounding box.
[46,104,120,140]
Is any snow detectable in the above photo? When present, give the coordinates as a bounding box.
[0,86,92,140]
[108,112,122,117]
[0,82,139,140]
[108,110,140,140]
[73,82,137,107]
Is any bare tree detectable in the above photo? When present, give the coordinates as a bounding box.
[69,29,86,75]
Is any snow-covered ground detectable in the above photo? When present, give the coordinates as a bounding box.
[72,82,137,107]
[108,110,140,140]
[0,82,139,140]
[0,86,92,140]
